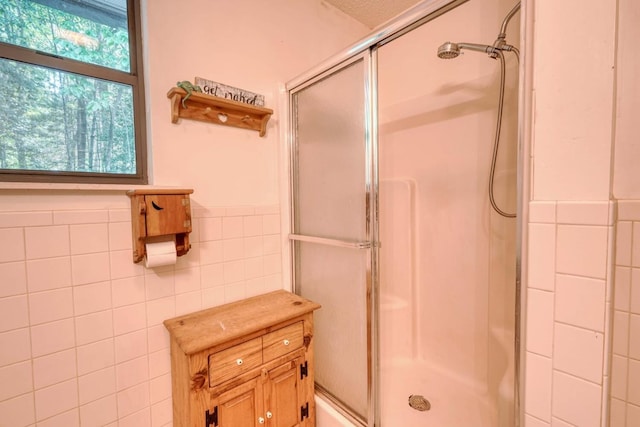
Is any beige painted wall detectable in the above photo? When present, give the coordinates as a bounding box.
[613,0,640,199]
[531,0,616,201]
[145,0,369,207]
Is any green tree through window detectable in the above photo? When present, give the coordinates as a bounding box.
[0,0,146,183]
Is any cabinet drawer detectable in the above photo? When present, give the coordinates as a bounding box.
[263,322,304,362]
[209,337,262,386]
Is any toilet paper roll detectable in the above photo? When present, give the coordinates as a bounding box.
[145,240,177,268]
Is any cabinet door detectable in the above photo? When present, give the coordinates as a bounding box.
[265,358,304,427]
[144,194,191,236]
[215,376,263,427]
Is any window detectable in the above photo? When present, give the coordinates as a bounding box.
[0,0,147,183]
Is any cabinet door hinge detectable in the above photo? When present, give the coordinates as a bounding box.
[205,406,218,427]
[300,361,308,380]
[300,402,309,421]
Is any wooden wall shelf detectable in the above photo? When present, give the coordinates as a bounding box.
[167,87,273,137]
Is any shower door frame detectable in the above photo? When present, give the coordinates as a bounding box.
[288,50,377,426]
[285,0,528,425]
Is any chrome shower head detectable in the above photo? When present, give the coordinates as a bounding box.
[437,41,498,59]
[437,42,460,59]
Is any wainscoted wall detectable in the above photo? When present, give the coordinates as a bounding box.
[0,204,282,426]
[610,201,640,426]
[524,201,615,427]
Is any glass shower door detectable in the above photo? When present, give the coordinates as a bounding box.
[289,53,373,423]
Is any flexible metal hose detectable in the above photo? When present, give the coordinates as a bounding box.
[488,49,517,218]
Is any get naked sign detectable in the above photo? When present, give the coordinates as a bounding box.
[194,77,265,107]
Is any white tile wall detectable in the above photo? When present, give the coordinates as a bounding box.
[552,371,602,427]
[627,360,640,406]
[553,323,604,384]
[0,203,282,426]
[526,289,554,356]
[0,328,31,366]
[78,367,116,405]
[0,295,29,332]
[525,414,550,427]
[26,257,71,293]
[35,379,79,421]
[0,261,27,297]
[76,339,114,377]
[79,394,117,426]
[25,225,70,260]
[527,223,557,291]
[37,409,80,427]
[556,225,609,279]
[31,319,76,358]
[33,349,77,389]
[0,361,33,401]
[0,393,35,426]
[609,200,640,426]
[525,351,553,421]
[555,274,606,332]
[526,201,615,427]
[29,288,74,325]
[627,403,640,425]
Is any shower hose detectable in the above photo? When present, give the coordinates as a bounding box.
[489,48,519,218]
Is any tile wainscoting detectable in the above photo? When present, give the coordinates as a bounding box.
[524,200,640,427]
[0,204,283,426]
[610,201,640,426]
[525,201,615,427]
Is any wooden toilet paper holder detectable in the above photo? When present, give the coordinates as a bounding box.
[126,189,194,263]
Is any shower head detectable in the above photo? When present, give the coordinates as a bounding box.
[436,41,498,59]
[437,42,460,59]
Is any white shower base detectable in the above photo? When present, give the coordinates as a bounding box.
[315,395,356,427]
[379,358,497,427]
[316,360,499,427]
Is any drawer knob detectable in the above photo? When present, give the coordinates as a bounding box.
[266,411,273,419]
[283,339,290,346]
[259,416,265,424]
[236,358,243,366]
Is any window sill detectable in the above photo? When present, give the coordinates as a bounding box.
[0,182,185,192]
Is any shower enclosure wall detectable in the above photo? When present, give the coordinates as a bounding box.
[287,1,521,426]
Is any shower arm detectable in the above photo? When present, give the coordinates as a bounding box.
[457,42,500,55]
[491,2,521,56]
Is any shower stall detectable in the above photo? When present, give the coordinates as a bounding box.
[287,0,522,426]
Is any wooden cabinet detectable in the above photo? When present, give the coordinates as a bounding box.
[164,291,320,427]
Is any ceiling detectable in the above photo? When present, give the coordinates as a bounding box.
[324,0,423,28]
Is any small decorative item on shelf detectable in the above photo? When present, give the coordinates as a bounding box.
[175,80,202,108]
[167,79,273,137]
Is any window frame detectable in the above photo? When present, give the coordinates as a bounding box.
[0,0,148,184]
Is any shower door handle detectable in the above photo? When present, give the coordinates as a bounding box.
[289,234,371,249]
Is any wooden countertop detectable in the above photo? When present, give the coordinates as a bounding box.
[163,290,321,355]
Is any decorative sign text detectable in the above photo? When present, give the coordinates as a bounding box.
[194,77,265,107]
